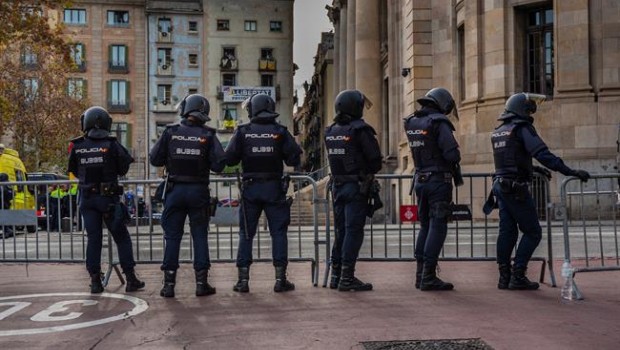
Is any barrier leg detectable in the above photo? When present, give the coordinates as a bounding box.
[102,232,125,287]
[322,260,331,288]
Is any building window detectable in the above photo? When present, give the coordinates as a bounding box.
[157,84,172,105]
[64,9,86,25]
[261,48,273,60]
[222,73,236,86]
[111,122,130,149]
[221,47,237,70]
[21,46,37,67]
[158,17,172,33]
[261,74,274,87]
[270,21,282,32]
[188,21,198,32]
[188,88,198,95]
[217,19,230,31]
[222,104,238,129]
[71,43,85,70]
[157,48,172,67]
[23,78,39,101]
[188,53,198,66]
[526,7,554,96]
[107,10,129,26]
[244,20,257,32]
[67,78,86,99]
[108,80,130,111]
[109,44,128,72]
[457,25,465,101]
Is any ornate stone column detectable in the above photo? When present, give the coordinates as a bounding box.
[346,0,356,88]
[355,0,381,133]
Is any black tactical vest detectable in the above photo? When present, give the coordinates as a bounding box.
[166,123,213,182]
[404,113,452,173]
[73,137,116,185]
[239,122,285,177]
[491,121,533,180]
[324,122,364,176]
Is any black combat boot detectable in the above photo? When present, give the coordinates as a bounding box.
[195,269,216,296]
[160,270,176,298]
[124,270,145,292]
[338,265,373,292]
[329,263,341,289]
[233,267,250,293]
[508,266,539,290]
[420,263,454,291]
[497,263,511,290]
[415,260,424,289]
[90,272,104,294]
[274,266,295,293]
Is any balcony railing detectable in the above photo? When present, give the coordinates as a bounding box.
[156,64,173,76]
[157,31,172,43]
[258,59,277,71]
[107,101,131,114]
[152,100,176,113]
[74,61,87,72]
[108,62,129,74]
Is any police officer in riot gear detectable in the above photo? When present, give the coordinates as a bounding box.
[490,92,590,290]
[150,94,226,298]
[225,93,302,293]
[325,89,382,292]
[68,106,145,294]
[404,87,460,291]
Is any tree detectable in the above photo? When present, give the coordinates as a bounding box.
[0,1,87,172]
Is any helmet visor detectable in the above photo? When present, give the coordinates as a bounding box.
[525,93,546,108]
[362,94,373,110]
[241,95,252,112]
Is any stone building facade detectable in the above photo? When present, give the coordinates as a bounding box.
[323,0,620,217]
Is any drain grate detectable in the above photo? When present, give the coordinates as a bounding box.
[362,338,494,350]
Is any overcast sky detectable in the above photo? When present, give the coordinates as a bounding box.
[293,0,333,105]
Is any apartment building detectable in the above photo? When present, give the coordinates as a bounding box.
[61,0,147,178]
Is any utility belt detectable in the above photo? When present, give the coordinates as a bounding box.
[496,177,530,201]
[242,173,290,194]
[80,182,123,196]
[168,175,209,184]
[330,174,361,185]
[415,171,452,184]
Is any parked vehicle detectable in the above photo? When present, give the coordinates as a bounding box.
[0,147,36,233]
[27,172,70,230]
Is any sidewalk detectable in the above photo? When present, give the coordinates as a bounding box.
[0,261,619,350]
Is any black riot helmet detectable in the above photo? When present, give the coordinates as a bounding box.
[243,93,278,119]
[179,94,211,123]
[504,92,546,118]
[81,106,112,138]
[334,89,371,120]
[417,87,456,116]
[0,173,8,182]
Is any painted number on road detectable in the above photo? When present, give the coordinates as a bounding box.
[0,292,148,336]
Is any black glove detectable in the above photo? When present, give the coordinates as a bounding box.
[533,166,552,180]
[572,169,590,182]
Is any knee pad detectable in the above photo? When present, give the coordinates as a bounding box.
[430,201,451,219]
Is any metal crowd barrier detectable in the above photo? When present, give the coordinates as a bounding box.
[559,173,620,300]
[321,173,556,288]
[0,176,322,286]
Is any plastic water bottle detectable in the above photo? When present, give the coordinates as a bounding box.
[561,261,574,301]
